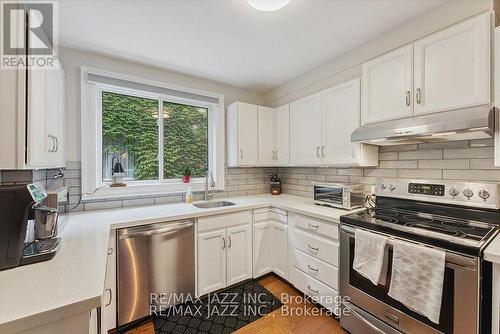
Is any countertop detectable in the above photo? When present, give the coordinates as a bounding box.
[485,234,500,264]
[0,194,354,333]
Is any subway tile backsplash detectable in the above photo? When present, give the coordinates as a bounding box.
[278,139,500,198]
[1,139,498,212]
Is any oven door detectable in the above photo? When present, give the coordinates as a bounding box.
[339,224,479,334]
[314,185,344,208]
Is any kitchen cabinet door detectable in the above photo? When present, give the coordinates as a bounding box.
[27,67,51,167]
[290,93,322,165]
[227,102,258,166]
[414,12,490,115]
[275,104,290,165]
[237,103,258,166]
[272,222,288,280]
[102,233,116,332]
[322,78,378,166]
[253,221,274,277]
[226,223,252,286]
[197,229,227,295]
[362,45,413,124]
[55,65,66,166]
[258,106,276,166]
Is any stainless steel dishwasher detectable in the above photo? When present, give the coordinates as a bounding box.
[117,220,195,327]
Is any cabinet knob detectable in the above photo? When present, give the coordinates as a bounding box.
[389,184,396,191]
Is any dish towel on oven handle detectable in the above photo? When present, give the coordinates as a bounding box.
[352,229,388,285]
[388,239,445,324]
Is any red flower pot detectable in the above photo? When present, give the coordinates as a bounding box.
[182,175,191,183]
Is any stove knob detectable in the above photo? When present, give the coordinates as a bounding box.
[449,188,459,197]
[478,190,490,200]
[389,184,396,191]
[380,184,386,190]
[462,188,474,199]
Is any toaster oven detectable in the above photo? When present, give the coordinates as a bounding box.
[314,183,368,210]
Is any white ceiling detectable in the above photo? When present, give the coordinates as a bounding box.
[59,0,446,92]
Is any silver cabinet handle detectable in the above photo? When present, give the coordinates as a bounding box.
[316,146,320,158]
[107,248,113,255]
[104,288,113,307]
[222,237,226,249]
[228,236,232,248]
[308,223,319,230]
[240,148,243,160]
[54,136,59,153]
[405,90,410,106]
[321,146,325,158]
[48,135,55,152]
[416,88,422,104]
[275,150,278,161]
[307,264,319,272]
[307,285,319,294]
[308,244,319,253]
[272,150,276,161]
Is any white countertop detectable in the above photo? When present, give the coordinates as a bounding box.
[0,194,353,333]
[485,234,500,264]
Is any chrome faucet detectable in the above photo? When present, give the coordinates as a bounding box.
[205,171,215,201]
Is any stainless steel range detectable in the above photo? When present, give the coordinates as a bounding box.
[339,178,500,334]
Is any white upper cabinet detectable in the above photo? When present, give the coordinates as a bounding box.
[275,104,290,165]
[413,12,490,115]
[227,102,258,166]
[258,106,276,165]
[26,61,66,168]
[362,45,414,124]
[289,93,322,165]
[362,12,491,124]
[322,78,378,166]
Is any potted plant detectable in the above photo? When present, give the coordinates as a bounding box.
[182,166,192,183]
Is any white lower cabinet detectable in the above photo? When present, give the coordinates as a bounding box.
[253,208,289,280]
[289,212,340,315]
[101,231,116,333]
[196,211,252,296]
[197,228,228,295]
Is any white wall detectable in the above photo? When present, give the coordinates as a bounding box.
[264,0,493,107]
[58,46,265,163]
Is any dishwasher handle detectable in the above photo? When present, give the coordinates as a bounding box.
[119,221,193,239]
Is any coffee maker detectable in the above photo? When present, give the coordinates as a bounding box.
[0,183,61,271]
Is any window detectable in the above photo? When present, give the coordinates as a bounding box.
[81,67,225,199]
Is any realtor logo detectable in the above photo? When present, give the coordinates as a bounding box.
[1,1,58,69]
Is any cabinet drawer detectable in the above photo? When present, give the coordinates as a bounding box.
[198,211,252,232]
[291,213,338,240]
[291,267,339,314]
[292,249,338,289]
[254,208,287,224]
[292,228,338,266]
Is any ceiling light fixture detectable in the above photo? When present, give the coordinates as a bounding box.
[246,0,290,12]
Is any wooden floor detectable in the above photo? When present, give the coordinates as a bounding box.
[123,274,346,334]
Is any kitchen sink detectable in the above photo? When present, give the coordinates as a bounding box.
[192,201,236,209]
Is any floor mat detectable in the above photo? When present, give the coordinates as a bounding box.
[152,279,283,334]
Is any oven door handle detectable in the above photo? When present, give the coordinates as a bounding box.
[347,304,386,334]
[340,225,478,271]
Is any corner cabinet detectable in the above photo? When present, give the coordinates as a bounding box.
[227,102,259,167]
[362,12,491,125]
[196,211,253,296]
[227,102,290,167]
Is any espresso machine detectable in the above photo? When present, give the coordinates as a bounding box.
[0,183,61,271]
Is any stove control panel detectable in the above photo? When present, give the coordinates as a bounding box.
[376,178,500,209]
[408,183,445,196]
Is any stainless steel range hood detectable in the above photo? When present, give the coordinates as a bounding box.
[351,105,496,146]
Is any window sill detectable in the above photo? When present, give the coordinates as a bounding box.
[83,180,212,201]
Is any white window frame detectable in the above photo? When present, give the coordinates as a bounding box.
[81,67,225,200]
